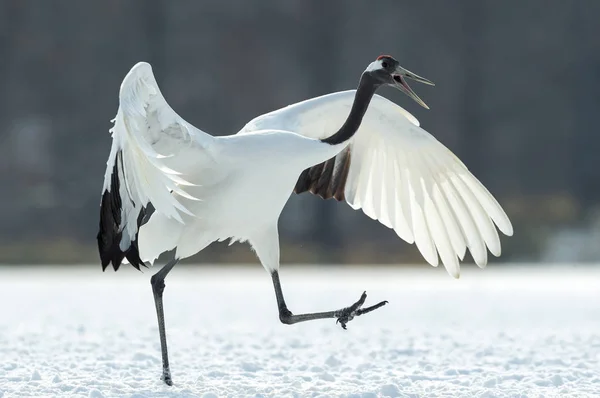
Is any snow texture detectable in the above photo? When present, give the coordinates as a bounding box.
[1,264,599,397]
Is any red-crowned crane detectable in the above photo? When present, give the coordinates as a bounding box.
[97,55,513,385]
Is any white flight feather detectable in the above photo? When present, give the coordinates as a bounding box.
[241,90,513,277]
[101,62,206,252]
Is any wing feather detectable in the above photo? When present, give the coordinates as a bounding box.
[98,62,214,271]
[439,172,488,266]
[405,152,439,267]
[239,90,512,277]
[420,152,467,260]
[394,156,415,243]
[450,174,501,258]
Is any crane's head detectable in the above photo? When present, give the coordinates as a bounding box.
[365,55,434,109]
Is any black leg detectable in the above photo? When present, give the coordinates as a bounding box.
[271,270,388,329]
[150,258,179,386]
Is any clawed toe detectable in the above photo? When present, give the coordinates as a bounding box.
[335,291,388,329]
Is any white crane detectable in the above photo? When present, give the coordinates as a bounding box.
[97,55,512,385]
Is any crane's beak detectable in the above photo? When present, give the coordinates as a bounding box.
[392,66,435,109]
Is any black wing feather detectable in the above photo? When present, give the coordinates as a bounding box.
[96,151,149,272]
[293,147,352,201]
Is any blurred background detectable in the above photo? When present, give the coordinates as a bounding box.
[1,0,600,266]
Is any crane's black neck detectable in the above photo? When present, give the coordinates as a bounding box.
[321,73,380,145]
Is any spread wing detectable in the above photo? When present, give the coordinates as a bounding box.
[98,62,214,271]
[240,90,513,277]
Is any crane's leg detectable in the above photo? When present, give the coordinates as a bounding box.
[250,226,388,329]
[150,257,179,386]
[271,270,387,328]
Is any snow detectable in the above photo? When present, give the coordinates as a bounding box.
[1,264,599,397]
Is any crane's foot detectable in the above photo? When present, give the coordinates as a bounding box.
[335,291,388,330]
[161,368,173,386]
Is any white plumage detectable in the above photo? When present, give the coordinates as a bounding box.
[99,61,512,278]
[98,56,513,385]
[241,90,513,277]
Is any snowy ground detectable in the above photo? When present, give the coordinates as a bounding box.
[1,264,599,397]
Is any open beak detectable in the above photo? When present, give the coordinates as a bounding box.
[392,66,435,109]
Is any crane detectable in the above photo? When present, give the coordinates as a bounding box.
[97,55,513,385]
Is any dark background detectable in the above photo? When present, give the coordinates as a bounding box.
[2,0,600,266]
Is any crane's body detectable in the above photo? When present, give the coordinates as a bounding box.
[97,56,512,385]
[137,129,342,264]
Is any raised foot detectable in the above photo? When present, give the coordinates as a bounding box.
[335,291,388,330]
[161,369,173,386]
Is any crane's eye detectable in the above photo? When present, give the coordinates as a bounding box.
[381,61,388,68]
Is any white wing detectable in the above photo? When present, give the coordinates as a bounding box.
[240,90,513,278]
[97,62,214,271]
